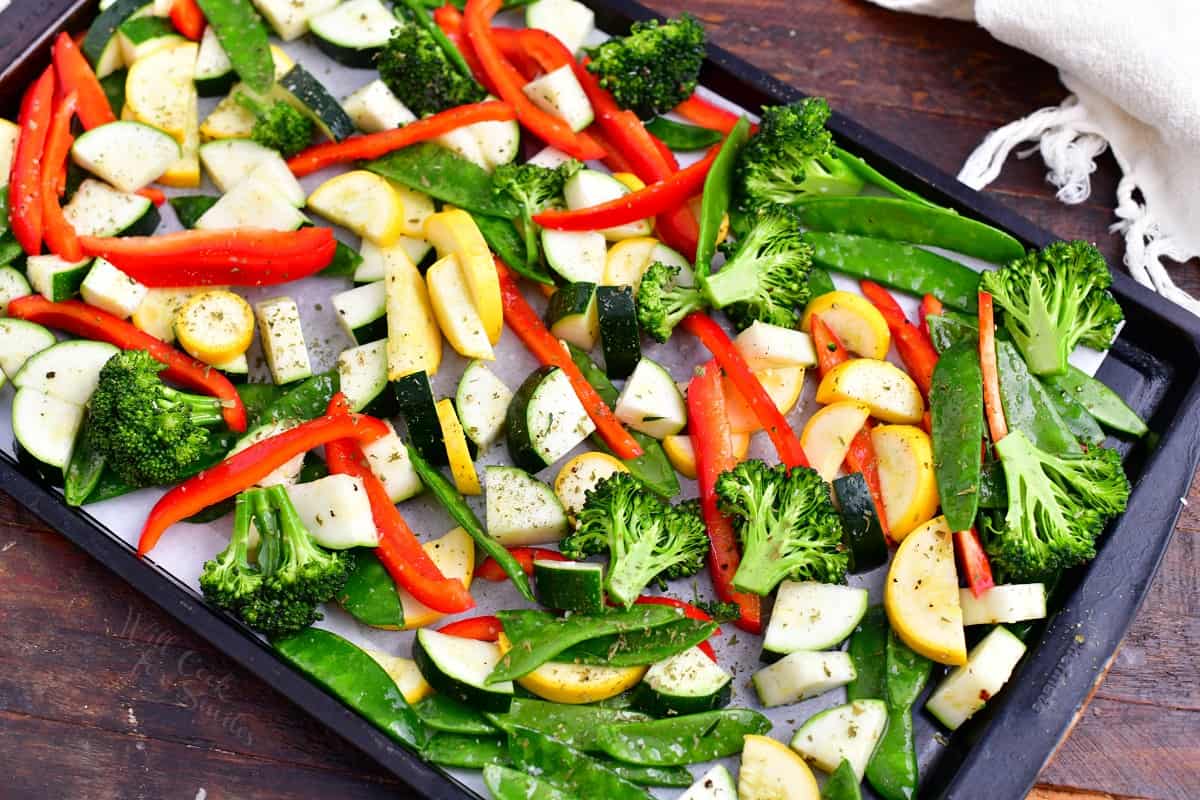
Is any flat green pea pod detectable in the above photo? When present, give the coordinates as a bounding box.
[927,312,979,355]
[866,630,931,800]
[1044,365,1147,437]
[822,758,863,800]
[794,196,1026,265]
[996,340,1080,454]
[557,618,718,667]
[506,724,652,800]
[366,142,520,218]
[808,266,837,299]
[885,629,932,711]
[645,117,724,150]
[483,764,581,800]
[195,0,274,93]
[425,733,509,769]
[1040,375,1106,446]
[609,764,694,788]
[473,213,555,285]
[695,117,751,278]
[486,697,650,751]
[804,231,979,313]
[930,342,985,531]
[978,460,1007,509]
[64,409,107,506]
[255,370,340,427]
[86,429,238,507]
[273,628,427,750]
[338,548,405,627]
[415,693,498,735]
[593,709,771,766]
[846,605,888,701]
[834,146,943,210]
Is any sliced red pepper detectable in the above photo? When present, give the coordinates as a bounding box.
[324,397,475,614]
[475,546,567,581]
[587,126,637,174]
[169,0,206,40]
[534,146,718,231]
[465,0,605,161]
[675,95,747,136]
[137,412,389,555]
[433,3,464,33]
[859,280,938,398]
[10,67,55,256]
[681,312,808,469]
[954,528,995,598]
[810,314,849,377]
[7,295,248,434]
[41,91,81,262]
[919,293,944,341]
[287,100,517,176]
[79,227,337,286]
[438,615,503,642]
[136,187,167,206]
[52,33,116,130]
[496,260,643,460]
[978,290,1008,444]
[687,361,761,634]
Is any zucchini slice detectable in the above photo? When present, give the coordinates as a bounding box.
[542,229,607,284]
[633,647,733,716]
[309,0,400,68]
[12,388,85,477]
[506,366,596,473]
[194,26,235,96]
[332,281,387,345]
[286,474,380,549]
[734,320,817,370]
[534,560,604,613]
[360,420,423,504]
[83,0,151,78]
[384,245,442,379]
[678,765,738,800]
[14,340,120,406]
[522,65,594,132]
[195,175,306,231]
[833,473,889,573]
[277,63,355,142]
[762,581,869,658]
[117,16,184,65]
[392,370,446,466]
[0,319,56,381]
[597,285,640,379]
[789,699,888,780]
[63,179,159,238]
[545,281,600,351]
[80,257,148,319]
[553,451,628,519]
[71,120,180,192]
[356,237,432,283]
[485,466,569,546]
[959,584,1047,627]
[614,358,687,439]
[336,339,392,415]
[254,296,313,384]
[198,138,305,206]
[563,169,652,240]
[456,360,512,450]
[251,0,338,41]
[26,255,94,303]
[343,80,417,134]
[752,651,857,708]
[925,626,1027,730]
[0,266,33,316]
[427,254,495,360]
[413,628,515,713]
[525,0,596,55]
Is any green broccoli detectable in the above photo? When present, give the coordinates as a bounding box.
[980,240,1124,376]
[199,493,263,611]
[715,459,847,596]
[378,24,486,118]
[984,429,1129,582]
[585,14,706,119]
[636,262,709,342]
[492,159,582,270]
[702,206,814,330]
[565,473,707,608]
[734,98,863,213]
[86,349,226,488]
[235,93,314,158]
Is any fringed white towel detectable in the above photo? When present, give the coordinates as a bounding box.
[867,0,1200,315]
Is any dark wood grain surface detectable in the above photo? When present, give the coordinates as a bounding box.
[2,1,1198,798]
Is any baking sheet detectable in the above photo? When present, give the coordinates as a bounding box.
[0,15,1112,797]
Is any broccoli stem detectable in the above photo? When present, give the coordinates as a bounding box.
[157,385,225,426]
[267,483,327,567]
[731,538,794,596]
[234,92,268,119]
[606,534,662,608]
[519,210,539,271]
[249,488,282,574]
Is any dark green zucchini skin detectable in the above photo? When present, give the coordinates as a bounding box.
[597,285,640,379]
[278,64,356,141]
[833,472,888,573]
[505,365,557,473]
[392,370,446,466]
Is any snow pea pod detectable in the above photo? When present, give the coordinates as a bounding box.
[507,724,652,800]
[594,709,771,766]
[804,231,979,312]
[822,759,863,800]
[846,605,888,701]
[557,618,718,666]
[1044,365,1147,437]
[64,409,107,506]
[83,429,238,506]
[866,631,932,800]
[930,342,985,531]
[978,460,1007,509]
[254,370,340,426]
[694,116,751,277]
[794,196,1026,264]
[808,266,837,299]
[927,312,979,354]
[1041,375,1106,446]
[833,146,942,210]
[645,117,724,151]
[338,547,404,627]
[610,764,695,788]
[884,628,932,711]
[487,698,650,751]
[365,142,521,218]
[425,733,509,769]
[415,693,498,735]
[473,212,555,285]
[483,765,579,800]
[996,340,1080,454]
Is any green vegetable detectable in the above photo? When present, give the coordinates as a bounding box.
[492,159,582,272]
[795,196,1026,265]
[734,97,863,213]
[695,116,750,277]
[169,194,220,229]
[560,473,707,607]
[823,759,863,800]
[556,618,718,666]
[257,370,340,425]
[594,709,771,766]
[846,605,888,701]
[235,92,314,158]
[415,694,498,735]
[84,431,236,506]
[473,212,554,285]
[985,428,1130,581]
[980,240,1124,375]
[807,266,837,299]
[490,605,683,682]
[405,442,534,600]
[833,146,941,209]
[273,626,427,749]
[337,548,404,628]
[366,142,520,218]
[927,311,979,354]
[584,15,705,119]
[397,0,476,83]
[978,459,1007,509]
[607,764,694,788]
[319,241,364,278]
[195,0,275,93]
[930,342,985,531]
[804,231,980,313]
[644,116,723,150]
[99,69,126,118]
[1043,366,1147,437]
[63,409,107,507]
[716,459,847,595]
[1041,374,1106,447]
[506,724,651,800]
[864,631,931,800]
[425,733,508,769]
[483,764,579,800]
[377,23,485,117]
[486,698,649,751]
[833,472,888,572]
[635,261,708,343]
[996,339,1080,455]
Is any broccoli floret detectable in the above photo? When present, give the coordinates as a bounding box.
[734,98,863,213]
[86,350,225,488]
[378,24,486,117]
[585,14,706,119]
[980,241,1124,376]
[701,206,813,330]
[636,262,709,342]
[716,459,846,595]
[492,160,582,270]
[235,93,314,158]
[199,493,262,611]
[984,429,1129,582]
[570,473,707,607]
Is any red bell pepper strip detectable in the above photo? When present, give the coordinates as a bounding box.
[954,528,995,598]
[287,100,517,176]
[439,615,503,642]
[587,126,637,175]
[978,290,1008,444]
[634,595,719,660]
[137,412,389,555]
[79,227,337,287]
[475,546,567,581]
[534,146,718,231]
[859,280,938,398]
[7,295,248,434]
[169,0,206,40]
[464,0,605,161]
[324,398,475,614]
[681,312,808,469]
[41,92,81,262]
[52,33,116,130]
[810,313,849,377]
[10,67,55,256]
[675,94,746,136]
[687,361,761,634]
[497,260,643,460]
[136,187,167,206]
[919,293,944,341]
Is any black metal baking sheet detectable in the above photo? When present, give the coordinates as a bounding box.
[2,2,1199,798]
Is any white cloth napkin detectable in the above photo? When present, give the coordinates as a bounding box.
[867,0,1200,314]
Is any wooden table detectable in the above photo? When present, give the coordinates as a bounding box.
[1,1,1197,798]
